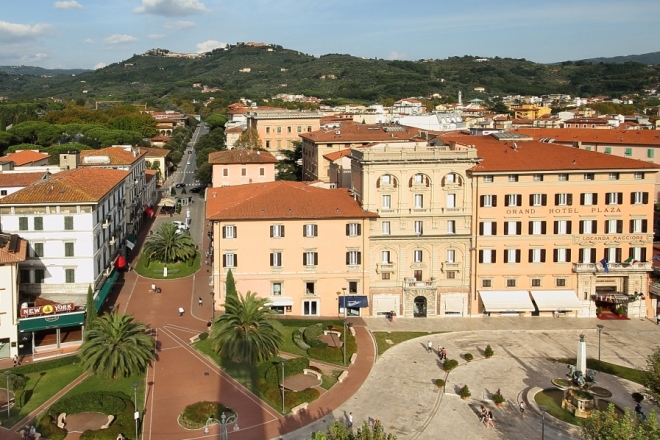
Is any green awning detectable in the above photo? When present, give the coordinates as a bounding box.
[127,234,137,244]
[18,311,85,332]
[95,269,119,311]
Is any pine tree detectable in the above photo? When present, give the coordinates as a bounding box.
[226,269,238,300]
[85,284,98,334]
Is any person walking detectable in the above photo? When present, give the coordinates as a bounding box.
[427,340,433,353]
[178,307,185,317]
[441,347,447,360]
[486,410,494,428]
[347,412,353,428]
[198,297,203,306]
[479,405,487,424]
[13,354,19,367]
[519,400,526,417]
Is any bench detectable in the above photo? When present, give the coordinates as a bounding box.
[57,413,67,429]
[350,353,357,364]
[323,330,341,337]
[349,326,356,336]
[291,402,308,414]
[303,368,322,380]
[101,415,115,429]
[338,370,349,383]
[189,335,200,343]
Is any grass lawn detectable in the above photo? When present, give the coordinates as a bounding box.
[275,323,308,357]
[320,370,342,390]
[134,250,201,280]
[2,363,84,427]
[372,331,448,356]
[549,358,645,384]
[534,390,584,426]
[60,373,147,410]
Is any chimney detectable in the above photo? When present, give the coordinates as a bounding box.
[60,151,80,170]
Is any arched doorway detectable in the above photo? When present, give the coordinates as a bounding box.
[414,296,427,317]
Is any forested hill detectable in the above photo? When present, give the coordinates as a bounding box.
[0,66,90,76]
[1,45,659,103]
[578,51,660,66]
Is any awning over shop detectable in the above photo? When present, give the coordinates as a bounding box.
[339,296,369,308]
[479,290,536,312]
[126,234,137,250]
[116,255,127,269]
[145,206,155,218]
[444,297,464,313]
[94,269,119,311]
[530,290,582,311]
[158,197,177,207]
[265,296,294,307]
[18,311,85,332]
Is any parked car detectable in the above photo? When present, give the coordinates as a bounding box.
[190,186,205,193]
[175,183,186,188]
[172,221,189,231]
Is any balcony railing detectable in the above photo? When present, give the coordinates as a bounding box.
[376,263,396,273]
[572,261,652,273]
[403,277,436,289]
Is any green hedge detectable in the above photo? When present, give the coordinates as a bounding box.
[79,403,134,440]
[258,380,320,412]
[50,392,127,416]
[306,326,356,364]
[263,357,309,384]
[1,355,79,375]
[303,323,327,348]
[292,329,310,350]
[37,414,67,440]
[178,401,235,430]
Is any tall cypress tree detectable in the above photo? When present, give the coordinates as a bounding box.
[225,269,238,300]
[85,284,98,334]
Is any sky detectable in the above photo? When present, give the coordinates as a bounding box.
[1,0,660,70]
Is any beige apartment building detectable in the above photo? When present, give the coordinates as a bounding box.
[208,149,277,187]
[206,181,377,317]
[246,108,323,156]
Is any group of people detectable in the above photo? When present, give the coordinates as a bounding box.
[21,425,36,439]
[427,341,447,359]
[479,405,495,428]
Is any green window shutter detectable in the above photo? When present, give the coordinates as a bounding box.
[648,149,655,159]
[65,269,75,283]
[34,217,43,230]
[625,148,632,157]
[65,242,74,257]
[604,147,611,154]
[64,216,74,230]
[34,243,44,257]
[35,269,45,283]
[19,217,28,230]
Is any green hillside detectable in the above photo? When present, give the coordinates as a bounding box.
[578,51,660,66]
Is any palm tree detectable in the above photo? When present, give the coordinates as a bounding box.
[142,222,196,264]
[210,291,283,364]
[79,311,155,379]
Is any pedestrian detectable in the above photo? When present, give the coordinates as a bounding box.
[205,260,208,266]
[427,340,433,353]
[441,347,447,360]
[151,283,156,293]
[198,297,203,306]
[347,412,353,428]
[657,313,660,325]
[635,403,642,415]
[486,410,494,428]
[519,400,526,417]
[29,425,36,439]
[205,251,209,259]
[13,354,19,367]
[479,405,487,424]
[178,307,185,317]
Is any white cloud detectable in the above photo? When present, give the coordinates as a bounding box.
[84,38,93,43]
[94,62,106,69]
[134,0,208,17]
[148,34,165,39]
[103,34,138,44]
[386,51,407,60]
[164,20,195,30]
[21,53,48,63]
[54,1,83,10]
[0,21,52,42]
[196,40,226,53]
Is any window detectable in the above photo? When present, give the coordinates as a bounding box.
[529,221,546,235]
[34,269,45,284]
[505,221,521,235]
[605,219,623,234]
[479,249,496,264]
[556,279,567,287]
[241,168,247,177]
[506,279,517,287]
[223,253,237,267]
[348,281,358,294]
[303,252,318,266]
[580,193,597,205]
[287,126,292,134]
[414,194,423,208]
[346,251,361,265]
[346,223,361,236]
[303,224,318,237]
[19,217,28,231]
[554,220,571,235]
[605,247,622,263]
[447,271,456,279]
[34,217,43,230]
[555,193,572,206]
[583,173,594,180]
[266,127,271,134]
[533,174,543,182]
[531,278,541,287]
[223,168,228,177]
[223,225,237,239]
[303,300,318,316]
[505,249,521,263]
[508,174,519,182]
[64,216,74,230]
[625,148,633,157]
[580,248,597,264]
[65,269,75,283]
[479,221,496,236]
[483,175,493,182]
[381,174,391,184]
[558,173,569,181]
[447,220,456,234]
[414,221,423,235]
[381,273,391,280]
[382,221,390,235]
[307,126,312,132]
[530,194,546,206]
[580,220,596,234]
[604,147,612,154]
[270,252,282,267]
[413,250,423,263]
[0,190,5,196]
[606,192,622,205]
[529,248,546,263]
[635,172,644,180]
[20,269,30,283]
[585,147,592,151]
[297,126,302,133]
[480,195,497,207]
[482,279,492,287]
[446,173,456,183]
[270,224,285,238]
[382,195,391,210]
[381,251,391,264]
[446,194,456,208]
[505,194,521,207]
[630,219,648,233]
[276,126,282,134]
[272,282,282,295]
[414,270,423,281]
[34,243,44,258]
[446,249,456,263]
[609,173,619,180]
[631,191,649,205]
[648,149,655,159]
[629,247,647,261]
[414,173,423,184]
[64,242,74,257]
[260,168,265,176]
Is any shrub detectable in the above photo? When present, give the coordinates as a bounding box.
[2,355,79,375]
[492,389,505,404]
[198,332,209,340]
[178,401,235,430]
[308,346,343,363]
[596,307,603,315]
[79,402,134,440]
[443,359,458,372]
[9,373,27,392]
[616,306,625,316]
[463,353,473,362]
[37,414,67,440]
[51,392,127,416]
[303,323,327,348]
[459,385,471,399]
[484,345,494,358]
[292,329,311,350]
[263,357,309,384]
[435,379,445,388]
[632,392,645,403]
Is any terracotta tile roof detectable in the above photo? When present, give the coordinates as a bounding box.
[440,135,660,173]
[79,146,147,166]
[208,149,278,164]
[512,128,660,146]
[0,167,128,204]
[0,233,27,264]
[323,149,352,161]
[206,181,377,221]
[0,150,50,166]
[145,169,158,183]
[0,172,47,188]
[300,124,423,144]
[225,126,245,133]
[150,135,171,142]
[140,147,170,158]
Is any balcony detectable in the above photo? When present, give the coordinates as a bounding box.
[102,216,111,229]
[442,262,461,272]
[376,263,396,273]
[403,277,436,289]
[572,261,652,273]
[109,236,116,246]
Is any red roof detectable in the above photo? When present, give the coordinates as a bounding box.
[208,149,278,165]
[80,146,147,166]
[0,233,27,264]
[0,172,47,188]
[512,128,660,146]
[206,181,377,221]
[0,150,50,166]
[300,124,424,144]
[323,149,352,162]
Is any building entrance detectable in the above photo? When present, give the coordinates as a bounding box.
[414,296,427,317]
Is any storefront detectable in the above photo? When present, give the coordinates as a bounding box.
[479,290,536,316]
[95,269,119,312]
[18,309,85,356]
[266,296,294,315]
[529,290,582,317]
[339,295,369,317]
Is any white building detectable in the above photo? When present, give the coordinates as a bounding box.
[393,112,467,132]
[0,233,27,360]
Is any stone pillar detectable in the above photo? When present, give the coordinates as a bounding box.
[577,334,587,375]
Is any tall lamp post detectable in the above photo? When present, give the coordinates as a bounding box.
[596,324,604,364]
[539,405,548,440]
[4,370,11,420]
[131,381,139,440]
[280,358,286,413]
[210,291,215,320]
[204,412,238,440]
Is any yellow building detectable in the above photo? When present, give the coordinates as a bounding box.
[513,104,552,120]
[246,108,323,157]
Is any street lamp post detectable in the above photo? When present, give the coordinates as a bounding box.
[597,324,604,364]
[4,370,11,420]
[132,381,139,440]
[210,291,215,320]
[539,405,548,440]
[280,358,286,413]
[204,412,238,440]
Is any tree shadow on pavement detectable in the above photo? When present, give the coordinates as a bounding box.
[277,406,334,437]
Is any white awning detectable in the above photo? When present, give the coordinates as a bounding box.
[125,240,135,250]
[265,296,294,307]
[444,297,464,313]
[479,290,535,312]
[530,290,582,311]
